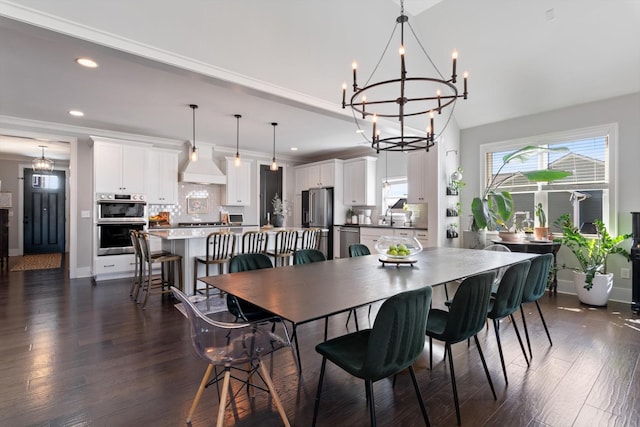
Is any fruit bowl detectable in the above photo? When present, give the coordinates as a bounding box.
[374,236,423,259]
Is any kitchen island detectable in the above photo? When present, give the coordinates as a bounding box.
[148,226,322,295]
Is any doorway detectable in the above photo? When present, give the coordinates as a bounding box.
[259,165,282,226]
[23,168,66,254]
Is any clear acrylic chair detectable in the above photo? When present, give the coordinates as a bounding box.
[172,287,291,427]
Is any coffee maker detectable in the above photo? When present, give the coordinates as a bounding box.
[631,212,640,313]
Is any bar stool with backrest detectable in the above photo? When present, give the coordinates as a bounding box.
[241,230,269,254]
[267,229,298,267]
[520,253,554,359]
[136,231,183,309]
[300,228,322,250]
[487,260,531,385]
[171,287,291,427]
[129,229,170,300]
[193,231,236,298]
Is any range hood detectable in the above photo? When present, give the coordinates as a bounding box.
[179,143,226,185]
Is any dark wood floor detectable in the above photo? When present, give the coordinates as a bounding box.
[1,256,639,427]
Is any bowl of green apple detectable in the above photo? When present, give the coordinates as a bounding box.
[374,236,423,259]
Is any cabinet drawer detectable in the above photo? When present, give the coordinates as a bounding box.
[94,254,136,275]
[359,227,394,239]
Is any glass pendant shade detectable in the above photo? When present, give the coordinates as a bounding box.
[189,104,198,161]
[270,122,278,171]
[234,114,242,167]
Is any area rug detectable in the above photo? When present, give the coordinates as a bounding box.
[11,253,62,271]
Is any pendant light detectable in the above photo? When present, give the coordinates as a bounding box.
[32,145,54,173]
[383,151,390,190]
[189,104,198,162]
[270,122,278,171]
[234,114,242,167]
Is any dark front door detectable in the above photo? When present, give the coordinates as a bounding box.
[259,165,283,226]
[23,169,66,254]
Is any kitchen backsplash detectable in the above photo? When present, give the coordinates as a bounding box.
[147,183,244,224]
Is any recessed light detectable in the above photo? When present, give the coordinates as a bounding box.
[69,110,84,117]
[76,58,98,68]
[290,147,298,151]
[356,129,365,134]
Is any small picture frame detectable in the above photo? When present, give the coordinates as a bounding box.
[187,197,209,214]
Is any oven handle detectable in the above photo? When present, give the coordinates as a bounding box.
[97,220,147,225]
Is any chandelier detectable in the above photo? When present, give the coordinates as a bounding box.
[341,0,469,153]
[32,145,54,172]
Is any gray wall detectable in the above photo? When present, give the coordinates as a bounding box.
[0,158,20,252]
[460,92,640,301]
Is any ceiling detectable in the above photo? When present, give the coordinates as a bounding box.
[0,0,638,163]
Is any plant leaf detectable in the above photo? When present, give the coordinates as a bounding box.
[521,170,572,182]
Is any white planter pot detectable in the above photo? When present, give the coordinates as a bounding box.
[573,271,614,306]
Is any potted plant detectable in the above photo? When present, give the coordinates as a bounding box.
[534,203,549,241]
[471,145,571,241]
[272,193,285,227]
[554,214,631,306]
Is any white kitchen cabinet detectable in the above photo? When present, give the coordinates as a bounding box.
[343,157,377,206]
[224,157,252,206]
[407,150,427,203]
[307,161,335,188]
[294,167,308,194]
[414,229,430,248]
[146,149,178,204]
[359,227,393,252]
[94,140,147,194]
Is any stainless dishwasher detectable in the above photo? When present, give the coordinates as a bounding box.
[339,226,360,258]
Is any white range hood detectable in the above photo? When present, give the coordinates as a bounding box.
[179,143,226,185]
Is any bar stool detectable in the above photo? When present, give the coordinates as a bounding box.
[137,231,183,309]
[267,230,298,267]
[129,230,170,300]
[241,230,269,254]
[193,231,236,297]
[300,228,322,250]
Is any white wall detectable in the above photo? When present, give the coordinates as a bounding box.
[460,92,640,302]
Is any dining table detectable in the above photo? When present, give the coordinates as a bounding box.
[200,247,537,370]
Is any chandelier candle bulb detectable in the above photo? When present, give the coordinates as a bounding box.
[342,82,347,107]
[352,61,358,90]
[452,51,458,82]
[372,115,377,141]
[463,72,468,98]
[437,89,442,113]
[361,95,366,119]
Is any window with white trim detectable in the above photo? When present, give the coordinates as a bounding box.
[480,124,617,234]
[382,177,407,212]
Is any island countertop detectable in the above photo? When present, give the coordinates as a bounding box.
[148,226,327,241]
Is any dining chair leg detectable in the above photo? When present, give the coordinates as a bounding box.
[187,363,214,424]
[509,313,530,366]
[345,309,353,328]
[292,325,303,373]
[536,300,553,346]
[216,367,232,427]
[473,335,497,400]
[445,343,462,426]
[193,259,199,295]
[520,305,533,359]
[492,319,508,384]
[366,379,376,427]
[429,337,433,370]
[312,357,327,427]
[258,361,291,427]
[408,365,431,426]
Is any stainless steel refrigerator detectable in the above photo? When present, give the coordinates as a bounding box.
[302,188,334,259]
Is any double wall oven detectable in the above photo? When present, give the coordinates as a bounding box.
[96,193,147,256]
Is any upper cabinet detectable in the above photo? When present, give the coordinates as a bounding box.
[223,157,252,206]
[294,166,309,194]
[407,150,428,203]
[146,149,178,205]
[343,157,377,206]
[93,139,147,194]
[307,161,335,188]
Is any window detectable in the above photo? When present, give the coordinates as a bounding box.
[382,177,407,212]
[480,124,617,234]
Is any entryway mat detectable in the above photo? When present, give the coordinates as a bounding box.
[11,253,62,271]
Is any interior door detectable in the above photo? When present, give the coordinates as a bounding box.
[23,169,66,254]
[259,165,283,226]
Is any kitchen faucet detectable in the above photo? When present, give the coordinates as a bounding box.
[385,206,394,226]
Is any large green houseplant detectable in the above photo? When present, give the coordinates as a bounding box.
[554,214,631,305]
[471,145,571,232]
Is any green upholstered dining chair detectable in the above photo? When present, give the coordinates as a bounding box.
[487,260,531,385]
[520,254,554,358]
[171,287,291,427]
[425,271,497,426]
[345,243,371,330]
[313,286,433,427]
[348,243,371,257]
[294,249,326,264]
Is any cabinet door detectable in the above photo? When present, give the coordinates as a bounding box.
[343,160,365,204]
[319,162,335,187]
[147,150,178,204]
[226,158,252,206]
[407,151,427,203]
[307,165,321,188]
[94,143,124,193]
[121,146,146,194]
[294,166,308,193]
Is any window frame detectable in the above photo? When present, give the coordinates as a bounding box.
[479,123,619,234]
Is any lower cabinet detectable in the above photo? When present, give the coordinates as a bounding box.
[359,227,429,251]
[94,254,137,277]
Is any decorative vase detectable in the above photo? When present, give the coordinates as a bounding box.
[573,271,613,306]
[272,214,284,228]
[534,227,549,241]
[498,230,523,242]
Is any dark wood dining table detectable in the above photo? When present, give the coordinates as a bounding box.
[200,247,536,367]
